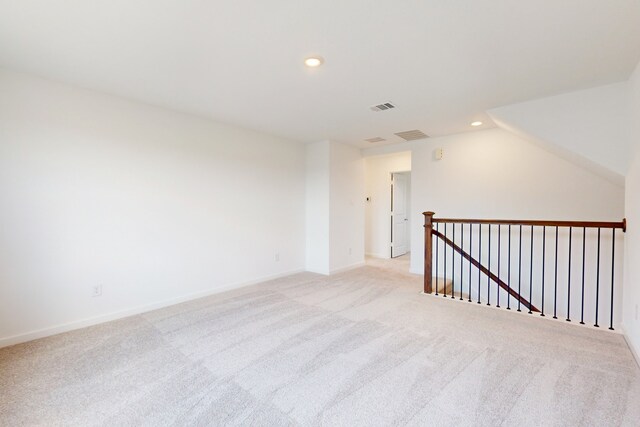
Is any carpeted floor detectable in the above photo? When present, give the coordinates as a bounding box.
[1,256,639,426]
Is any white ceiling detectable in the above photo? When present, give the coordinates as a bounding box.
[1,1,639,148]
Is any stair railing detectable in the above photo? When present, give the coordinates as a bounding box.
[423,212,626,330]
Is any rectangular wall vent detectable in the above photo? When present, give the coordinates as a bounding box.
[370,102,396,112]
[394,129,429,141]
[365,137,386,143]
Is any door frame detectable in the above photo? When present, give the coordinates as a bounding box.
[390,171,411,258]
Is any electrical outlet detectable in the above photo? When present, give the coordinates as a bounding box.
[275,253,280,262]
[92,285,102,297]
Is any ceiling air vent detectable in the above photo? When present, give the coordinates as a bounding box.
[370,102,396,112]
[394,129,429,141]
[365,137,386,143]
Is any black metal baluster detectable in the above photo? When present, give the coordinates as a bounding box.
[452,224,456,299]
[518,225,522,312]
[609,229,616,331]
[497,225,501,308]
[541,226,546,317]
[529,226,534,314]
[507,225,512,310]
[478,224,482,304]
[487,224,491,306]
[580,227,586,325]
[595,228,601,327]
[566,227,572,322]
[554,226,559,319]
[435,223,439,296]
[460,223,464,300]
[468,223,473,302]
[443,223,447,297]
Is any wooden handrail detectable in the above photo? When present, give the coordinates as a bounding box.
[431,217,626,232]
[422,212,626,328]
[432,229,539,312]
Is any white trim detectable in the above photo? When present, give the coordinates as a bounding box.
[0,268,304,349]
[305,268,330,275]
[622,331,640,369]
[366,252,390,259]
[330,261,366,275]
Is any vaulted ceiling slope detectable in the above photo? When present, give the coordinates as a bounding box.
[489,83,630,186]
[1,1,639,148]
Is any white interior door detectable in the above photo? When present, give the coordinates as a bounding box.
[391,173,408,257]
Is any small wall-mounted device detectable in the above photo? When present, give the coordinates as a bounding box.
[434,148,444,161]
[366,197,371,202]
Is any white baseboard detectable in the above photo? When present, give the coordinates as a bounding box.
[305,268,330,275]
[0,268,304,349]
[622,332,640,369]
[330,261,366,275]
[409,267,423,275]
[365,252,389,259]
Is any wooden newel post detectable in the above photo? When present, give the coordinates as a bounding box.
[423,211,435,294]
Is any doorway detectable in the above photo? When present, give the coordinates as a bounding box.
[391,172,411,258]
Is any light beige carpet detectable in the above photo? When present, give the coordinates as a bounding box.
[1,258,639,426]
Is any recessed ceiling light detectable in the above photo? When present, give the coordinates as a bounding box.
[304,56,324,67]
[471,121,483,127]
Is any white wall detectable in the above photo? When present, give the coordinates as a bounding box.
[305,140,365,274]
[364,152,411,258]
[489,83,630,185]
[2,65,635,348]
[409,129,625,323]
[624,61,640,359]
[329,142,365,273]
[410,128,624,272]
[410,129,624,276]
[305,141,330,274]
[0,69,306,347]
